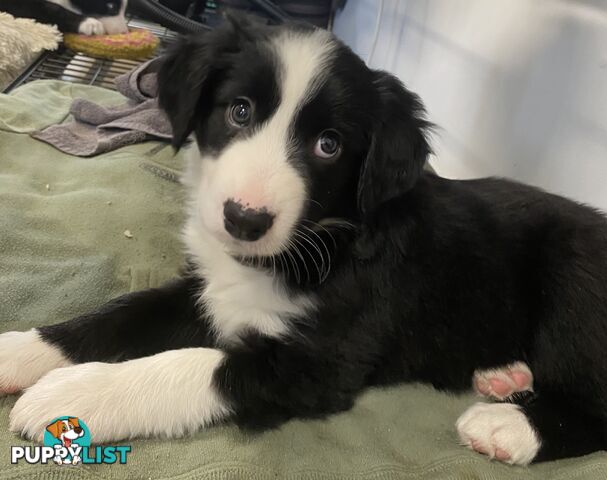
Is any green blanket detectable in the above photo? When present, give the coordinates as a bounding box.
[1,80,605,480]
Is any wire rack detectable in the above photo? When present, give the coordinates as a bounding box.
[4,18,178,93]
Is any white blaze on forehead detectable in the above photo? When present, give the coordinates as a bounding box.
[269,28,336,149]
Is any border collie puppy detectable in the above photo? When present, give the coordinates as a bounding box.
[0,0,128,35]
[2,16,607,466]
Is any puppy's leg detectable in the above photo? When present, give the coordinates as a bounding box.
[473,361,533,400]
[214,335,362,430]
[457,391,606,464]
[0,330,70,395]
[11,335,363,442]
[10,347,230,442]
[0,276,212,395]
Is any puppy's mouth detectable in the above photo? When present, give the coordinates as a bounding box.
[226,238,287,263]
[63,438,72,448]
[229,218,357,285]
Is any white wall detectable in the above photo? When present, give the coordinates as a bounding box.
[334,0,607,210]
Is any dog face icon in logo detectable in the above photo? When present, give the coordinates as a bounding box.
[44,417,90,465]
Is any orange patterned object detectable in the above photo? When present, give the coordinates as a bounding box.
[63,30,159,60]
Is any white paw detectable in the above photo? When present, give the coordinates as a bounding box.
[456,402,541,465]
[0,329,71,395]
[72,455,81,465]
[10,362,121,442]
[99,15,128,34]
[78,18,105,35]
[473,361,533,400]
[10,349,229,443]
[53,455,63,465]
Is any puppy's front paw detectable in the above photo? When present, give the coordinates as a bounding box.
[11,348,230,443]
[78,18,105,35]
[0,329,70,395]
[456,402,540,465]
[10,362,115,442]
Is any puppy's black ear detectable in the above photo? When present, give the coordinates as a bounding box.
[158,25,241,149]
[357,71,431,217]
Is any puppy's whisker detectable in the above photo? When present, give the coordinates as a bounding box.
[289,237,309,284]
[302,219,337,249]
[285,246,301,284]
[277,251,287,281]
[299,229,329,281]
[301,224,332,282]
[305,199,325,210]
[289,237,310,284]
[293,231,323,284]
[284,240,302,284]
[319,217,357,231]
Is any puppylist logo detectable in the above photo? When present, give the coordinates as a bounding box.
[11,417,131,466]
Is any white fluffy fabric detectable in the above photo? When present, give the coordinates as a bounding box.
[0,12,62,91]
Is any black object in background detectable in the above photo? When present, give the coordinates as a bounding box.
[151,0,346,30]
[159,0,192,14]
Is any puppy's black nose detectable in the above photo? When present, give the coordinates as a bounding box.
[223,200,274,242]
[74,427,82,434]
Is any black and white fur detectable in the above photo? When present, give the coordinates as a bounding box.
[2,16,607,466]
[0,0,128,35]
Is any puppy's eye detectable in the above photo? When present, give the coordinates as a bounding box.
[313,130,341,159]
[227,98,253,127]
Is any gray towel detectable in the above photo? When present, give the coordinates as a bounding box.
[32,58,172,156]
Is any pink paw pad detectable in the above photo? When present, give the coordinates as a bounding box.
[494,448,512,461]
[470,440,511,461]
[510,371,530,389]
[470,439,489,455]
[473,361,533,400]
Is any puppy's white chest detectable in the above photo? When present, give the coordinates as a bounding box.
[202,265,313,343]
[186,223,314,343]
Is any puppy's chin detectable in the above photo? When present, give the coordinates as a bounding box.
[222,234,287,260]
